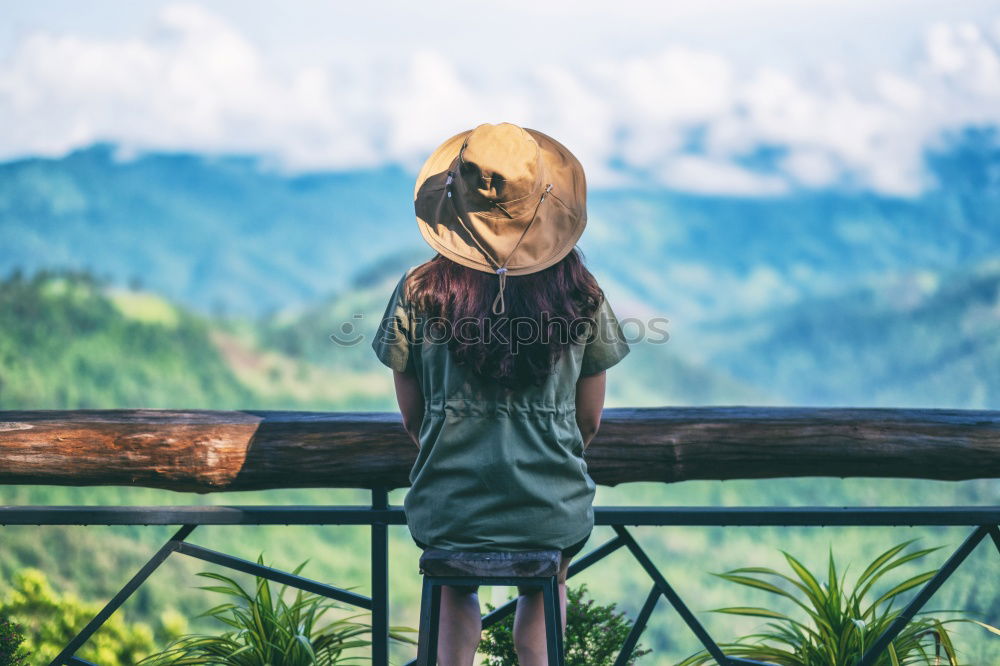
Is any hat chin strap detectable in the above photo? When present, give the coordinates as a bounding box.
[492,267,509,316]
[446,171,553,315]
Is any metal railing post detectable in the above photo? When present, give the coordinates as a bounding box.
[371,486,390,666]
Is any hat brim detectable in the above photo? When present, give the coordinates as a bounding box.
[413,126,587,276]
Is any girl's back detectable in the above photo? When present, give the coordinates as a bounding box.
[373,259,629,550]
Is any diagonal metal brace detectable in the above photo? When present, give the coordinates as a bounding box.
[613,583,660,666]
[858,524,990,666]
[989,524,1000,555]
[613,525,731,665]
[174,540,372,610]
[50,524,197,666]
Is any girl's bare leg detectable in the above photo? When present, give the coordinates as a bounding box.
[512,556,571,665]
[437,584,482,666]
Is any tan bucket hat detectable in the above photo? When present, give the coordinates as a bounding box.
[414,122,587,314]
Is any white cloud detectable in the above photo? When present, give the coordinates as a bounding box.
[782,149,841,188]
[875,71,924,111]
[1,3,999,197]
[657,156,789,197]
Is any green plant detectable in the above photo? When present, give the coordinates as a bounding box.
[0,614,30,666]
[479,582,651,665]
[136,554,417,664]
[0,567,161,664]
[676,538,1000,666]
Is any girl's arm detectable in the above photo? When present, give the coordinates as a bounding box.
[392,368,424,448]
[575,370,606,451]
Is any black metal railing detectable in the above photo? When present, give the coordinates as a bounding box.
[2,498,997,666]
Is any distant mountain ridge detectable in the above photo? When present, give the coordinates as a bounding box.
[0,143,418,317]
[2,131,998,323]
[702,258,1000,408]
[2,132,999,408]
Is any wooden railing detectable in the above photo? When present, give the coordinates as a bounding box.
[2,406,998,490]
[2,406,999,666]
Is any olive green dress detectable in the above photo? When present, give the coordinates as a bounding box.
[372,268,630,551]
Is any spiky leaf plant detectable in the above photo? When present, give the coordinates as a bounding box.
[136,554,416,665]
[676,538,999,666]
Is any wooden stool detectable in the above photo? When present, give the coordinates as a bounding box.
[416,548,565,665]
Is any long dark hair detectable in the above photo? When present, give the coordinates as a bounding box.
[405,249,603,390]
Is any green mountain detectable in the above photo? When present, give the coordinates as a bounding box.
[3,131,999,326]
[0,266,754,411]
[0,143,416,318]
[4,253,1000,413]
[0,268,253,410]
[704,258,1000,408]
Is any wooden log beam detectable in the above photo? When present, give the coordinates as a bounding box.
[0,407,997,493]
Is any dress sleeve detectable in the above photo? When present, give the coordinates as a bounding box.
[580,295,631,376]
[371,271,415,373]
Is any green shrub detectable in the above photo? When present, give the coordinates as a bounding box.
[479,582,651,665]
[0,567,161,664]
[0,614,30,666]
[137,553,417,664]
[677,538,1000,665]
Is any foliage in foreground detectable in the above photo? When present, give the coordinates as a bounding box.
[479,582,651,665]
[0,614,30,666]
[0,567,173,665]
[676,538,1000,665]
[136,553,417,665]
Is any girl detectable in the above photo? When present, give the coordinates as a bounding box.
[373,122,629,665]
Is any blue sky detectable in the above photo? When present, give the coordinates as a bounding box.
[2,1,999,195]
